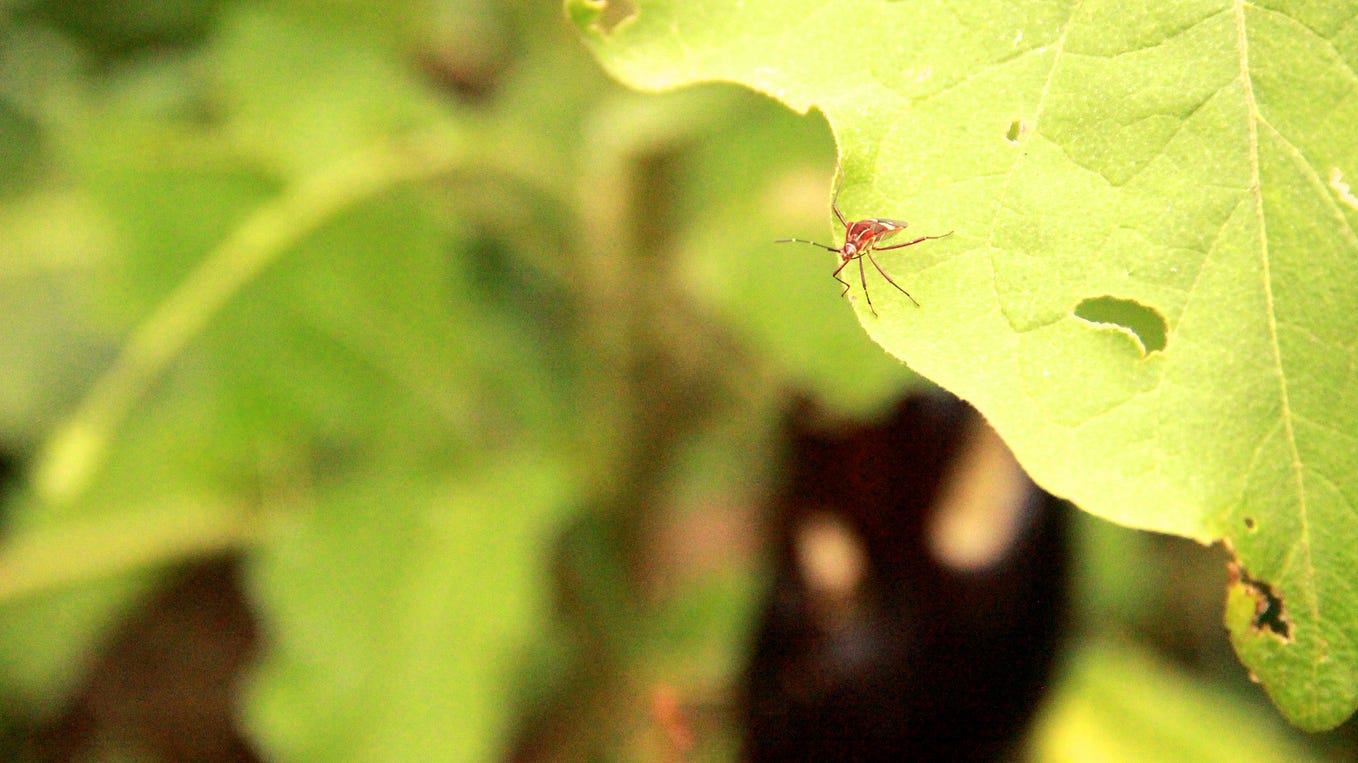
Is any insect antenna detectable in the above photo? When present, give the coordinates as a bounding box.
[775,237,840,252]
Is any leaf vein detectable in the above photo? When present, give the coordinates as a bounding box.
[1236,0,1320,687]
[983,0,1086,332]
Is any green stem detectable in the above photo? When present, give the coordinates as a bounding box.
[0,502,264,602]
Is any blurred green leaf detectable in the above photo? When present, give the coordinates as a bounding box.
[241,458,573,762]
[31,118,477,506]
[210,3,451,174]
[2,8,585,758]
[0,571,158,720]
[0,98,43,195]
[569,0,1358,729]
[1034,640,1324,763]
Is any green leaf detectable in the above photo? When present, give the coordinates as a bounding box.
[241,459,573,763]
[209,3,450,174]
[569,0,1358,730]
[3,108,577,758]
[1033,640,1324,762]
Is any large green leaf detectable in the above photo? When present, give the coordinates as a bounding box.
[242,459,572,762]
[569,0,1358,730]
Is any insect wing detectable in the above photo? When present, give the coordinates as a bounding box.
[866,216,909,228]
[843,217,909,250]
[864,217,910,236]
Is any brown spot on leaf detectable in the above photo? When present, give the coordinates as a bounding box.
[1228,562,1291,641]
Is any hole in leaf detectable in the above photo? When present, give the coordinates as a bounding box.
[1230,563,1291,640]
[576,0,638,34]
[1005,120,1023,144]
[1074,296,1168,355]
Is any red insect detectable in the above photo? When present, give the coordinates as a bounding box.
[778,189,952,316]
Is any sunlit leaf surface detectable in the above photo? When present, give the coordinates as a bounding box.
[571,0,1358,730]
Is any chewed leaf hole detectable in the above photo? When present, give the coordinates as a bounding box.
[1074,296,1167,355]
[573,0,638,35]
[1231,564,1292,641]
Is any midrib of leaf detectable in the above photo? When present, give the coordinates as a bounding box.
[1234,0,1320,665]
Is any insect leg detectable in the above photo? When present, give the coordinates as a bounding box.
[830,187,849,230]
[858,254,878,317]
[830,258,853,297]
[866,252,920,307]
[872,231,954,252]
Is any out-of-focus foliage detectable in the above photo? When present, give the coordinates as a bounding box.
[0,0,906,757]
[0,0,1351,759]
